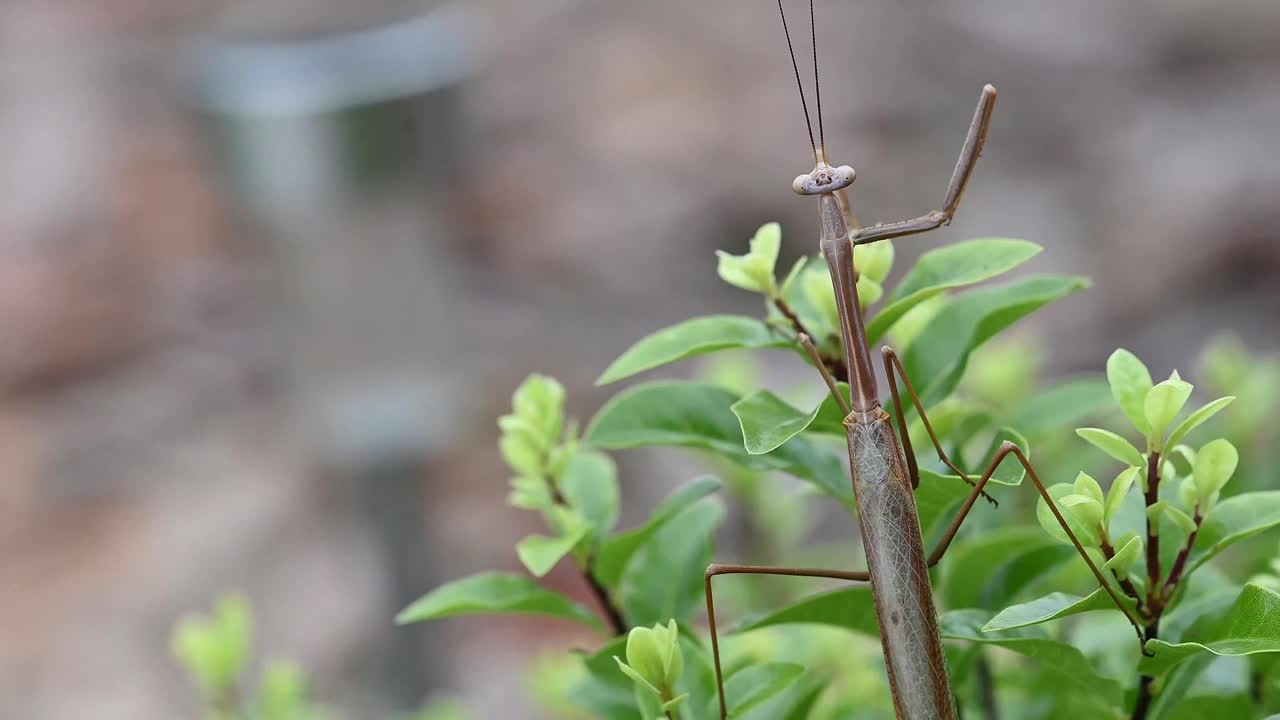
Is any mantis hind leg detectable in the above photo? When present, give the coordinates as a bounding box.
[704,563,869,719]
[926,441,1148,646]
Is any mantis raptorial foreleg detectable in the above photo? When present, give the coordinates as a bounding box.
[704,563,870,719]
[851,85,997,247]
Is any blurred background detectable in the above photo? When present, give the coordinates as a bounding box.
[1,0,1278,717]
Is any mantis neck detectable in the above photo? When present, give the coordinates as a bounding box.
[818,192,880,413]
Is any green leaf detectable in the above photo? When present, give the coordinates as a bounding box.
[596,316,789,385]
[865,238,1043,343]
[734,586,879,638]
[1140,583,1280,674]
[1073,472,1105,504]
[170,593,253,697]
[585,381,851,506]
[614,657,661,698]
[1076,427,1145,467]
[717,222,782,295]
[396,572,604,632]
[981,588,1125,632]
[1037,482,1103,547]
[1192,438,1239,505]
[779,256,807,296]
[902,274,1090,407]
[559,450,620,550]
[941,527,1074,610]
[1104,534,1142,575]
[856,276,884,306]
[1107,348,1154,435]
[517,522,588,577]
[940,609,1124,707]
[854,237,895,284]
[1165,396,1235,449]
[1186,491,1280,575]
[1104,467,1140,529]
[1163,504,1198,535]
[730,388,846,454]
[715,662,805,719]
[1145,372,1193,448]
[1008,376,1113,437]
[620,498,725,626]
[594,477,722,588]
[801,264,841,334]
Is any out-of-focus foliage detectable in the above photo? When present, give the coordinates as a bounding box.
[179,221,1280,719]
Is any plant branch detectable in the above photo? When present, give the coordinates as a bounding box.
[771,297,849,383]
[1100,539,1145,609]
[1143,452,1162,598]
[1160,510,1203,604]
[544,468,629,635]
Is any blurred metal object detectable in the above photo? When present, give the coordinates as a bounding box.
[194,3,470,710]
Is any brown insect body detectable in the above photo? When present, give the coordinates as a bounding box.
[822,190,956,719]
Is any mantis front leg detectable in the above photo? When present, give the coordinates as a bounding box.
[852,85,997,247]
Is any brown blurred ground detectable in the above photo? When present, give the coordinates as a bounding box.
[1,0,1278,717]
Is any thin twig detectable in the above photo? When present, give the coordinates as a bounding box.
[772,297,849,382]
[1160,511,1203,603]
[545,468,629,635]
[1099,539,1145,610]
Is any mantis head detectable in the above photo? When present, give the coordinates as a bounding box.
[793,164,855,195]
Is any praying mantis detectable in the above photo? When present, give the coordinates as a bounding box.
[702,3,1145,718]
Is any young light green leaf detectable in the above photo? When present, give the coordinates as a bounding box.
[1192,438,1239,505]
[1073,472,1105,504]
[856,276,884,306]
[865,238,1043,343]
[558,449,620,549]
[1145,372,1194,448]
[1166,396,1235,449]
[779,256,808,296]
[716,222,782,295]
[1146,501,1170,537]
[1037,482,1102,546]
[1107,348,1154,435]
[596,315,790,385]
[1163,504,1198,535]
[396,572,604,632]
[585,382,851,506]
[517,522,588,577]
[170,593,253,697]
[1140,583,1280,674]
[1104,534,1142,574]
[854,237,895,284]
[511,374,566,443]
[902,274,1090,406]
[613,657,661,698]
[1076,427,1146,467]
[1061,494,1104,534]
[593,477,722,588]
[801,265,840,333]
[885,293,947,350]
[714,663,805,719]
[941,609,1124,707]
[623,625,665,690]
[981,588,1124,632]
[1104,466,1140,529]
[1186,491,1280,575]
